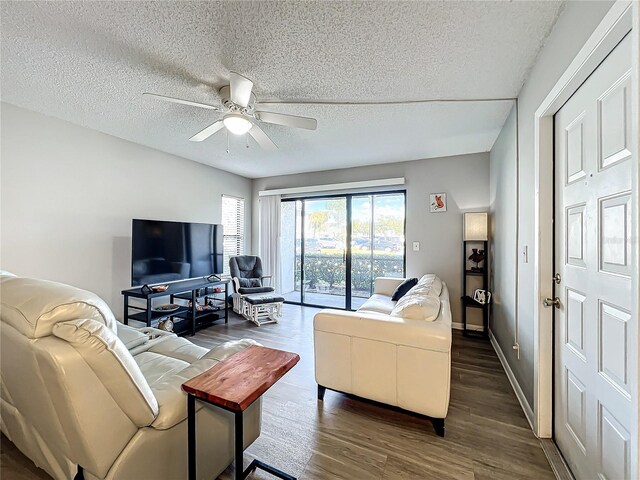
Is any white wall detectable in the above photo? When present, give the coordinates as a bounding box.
[489,0,615,407]
[0,103,252,318]
[252,153,490,324]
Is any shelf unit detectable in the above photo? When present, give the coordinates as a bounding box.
[122,277,230,336]
[461,240,489,337]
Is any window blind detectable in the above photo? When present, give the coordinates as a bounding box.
[221,195,245,275]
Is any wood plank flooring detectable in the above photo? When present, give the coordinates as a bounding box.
[1,305,554,479]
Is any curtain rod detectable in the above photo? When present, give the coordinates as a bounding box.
[258,178,405,197]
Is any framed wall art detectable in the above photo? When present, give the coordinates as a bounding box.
[430,193,447,212]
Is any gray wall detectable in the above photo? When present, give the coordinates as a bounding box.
[0,103,253,318]
[489,1,615,407]
[489,105,519,378]
[252,153,491,325]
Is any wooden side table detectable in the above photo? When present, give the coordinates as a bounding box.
[182,345,300,480]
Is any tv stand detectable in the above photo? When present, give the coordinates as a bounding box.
[122,277,230,336]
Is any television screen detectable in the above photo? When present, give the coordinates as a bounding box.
[131,219,224,286]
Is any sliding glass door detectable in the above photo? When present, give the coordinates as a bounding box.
[351,193,406,309]
[281,191,405,310]
[303,197,347,308]
[280,201,300,302]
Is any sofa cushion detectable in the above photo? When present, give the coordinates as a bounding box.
[203,338,260,362]
[147,335,208,364]
[1,276,117,338]
[53,319,159,427]
[149,338,259,430]
[314,310,450,352]
[391,293,441,321]
[416,274,443,296]
[239,278,262,288]
[373,277,406,297]
[230,256,264,280]
[117,323,151,350]
[357,294,396,315]
[244,294,285,305]
[391,278,418,301]
[238,286,275,294]
[134,351,191,386]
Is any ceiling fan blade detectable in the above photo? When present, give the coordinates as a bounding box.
[255,111,317,130]
[248,123,277,151]
[143,93,220,111]
[189,120,224,142]
[229,72,254,108]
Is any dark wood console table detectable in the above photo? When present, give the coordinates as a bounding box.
[182,345,300,480]
[121,277,229,336]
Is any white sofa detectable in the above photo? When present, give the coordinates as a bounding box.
[0,272,261,480]
[313,276,451,436]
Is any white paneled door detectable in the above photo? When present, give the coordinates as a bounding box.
[553,33,633,480]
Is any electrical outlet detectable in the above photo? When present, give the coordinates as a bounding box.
[413,241,420,252]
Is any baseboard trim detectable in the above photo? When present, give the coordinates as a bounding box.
[451,322,484,332]
[488,330,535,432]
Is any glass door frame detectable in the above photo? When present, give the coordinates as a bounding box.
[281,189,407,311]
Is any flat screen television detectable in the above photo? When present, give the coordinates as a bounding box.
[131,219,224,286]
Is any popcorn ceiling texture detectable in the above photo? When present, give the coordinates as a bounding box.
[0,1,562,178]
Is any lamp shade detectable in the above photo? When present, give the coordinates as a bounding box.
[464,212,488,241]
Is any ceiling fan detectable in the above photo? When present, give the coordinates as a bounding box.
[143,72,317,151]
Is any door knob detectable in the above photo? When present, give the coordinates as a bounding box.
[544,297,560,309]
[553,273,561,284]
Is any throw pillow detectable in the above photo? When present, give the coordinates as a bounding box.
[391,278,418,301]
[391,294,441,321]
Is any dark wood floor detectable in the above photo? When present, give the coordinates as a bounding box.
[2,305,554,479]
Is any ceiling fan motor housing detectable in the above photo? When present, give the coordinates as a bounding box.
[219,85,256,113]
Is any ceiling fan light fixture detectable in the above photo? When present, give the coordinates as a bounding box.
[223,113,252,135]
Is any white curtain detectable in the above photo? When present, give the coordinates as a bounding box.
[259,194,282,293]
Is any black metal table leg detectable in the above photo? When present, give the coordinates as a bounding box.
[247,460,296,480]
[123,295,128,325]
[225,282,229,324]
[191,289,197,336]
[235,411,243,480]
[188,395,196,480]
[233,409,296,480]
[187,395,296,480]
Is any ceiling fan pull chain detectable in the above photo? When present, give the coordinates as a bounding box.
[246,134,249,149]
[226,129,230,154]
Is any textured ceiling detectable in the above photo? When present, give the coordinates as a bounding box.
[0,1,562,178]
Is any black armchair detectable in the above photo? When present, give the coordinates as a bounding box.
[229,255,283,326]
[229,256,274,295]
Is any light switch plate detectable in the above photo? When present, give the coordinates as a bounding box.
[412,241,420,252]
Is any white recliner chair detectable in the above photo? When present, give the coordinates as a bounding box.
[0,272,261,480]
